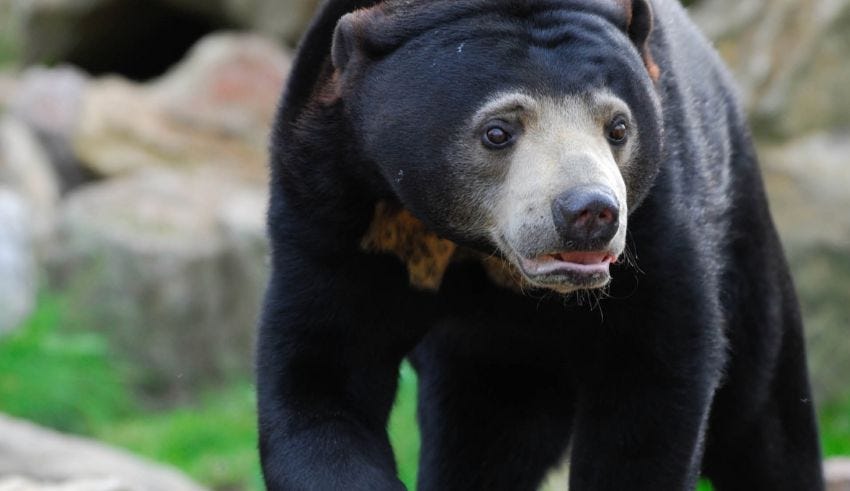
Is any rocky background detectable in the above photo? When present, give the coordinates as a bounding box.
[0,0,848,490]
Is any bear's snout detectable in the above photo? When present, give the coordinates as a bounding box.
[551,184,620,250]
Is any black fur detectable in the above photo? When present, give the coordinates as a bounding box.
[257,0,824,489]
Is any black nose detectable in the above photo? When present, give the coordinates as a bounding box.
[551,185,620,247]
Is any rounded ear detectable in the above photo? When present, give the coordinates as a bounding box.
[331,13,358,71]
[331,8,385,72]
[618,0,661,81]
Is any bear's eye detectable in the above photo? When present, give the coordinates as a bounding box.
[482,124,514,149]
[607,118,628,145]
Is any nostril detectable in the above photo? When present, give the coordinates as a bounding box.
[576,209,592,226]
[551,185,620,245]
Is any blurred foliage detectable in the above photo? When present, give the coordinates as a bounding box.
[0,13,21,68]
[0,296,847,490]
[0,295,131,433]
[96,383,264,490]
[821,394,850,456]
[0,36,20,68]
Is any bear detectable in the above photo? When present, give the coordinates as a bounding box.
[257,0,825,490]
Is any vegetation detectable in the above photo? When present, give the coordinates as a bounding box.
[0,295,847,490]
[0,19,20,68]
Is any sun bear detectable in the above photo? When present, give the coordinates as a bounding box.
[257,0,825,489]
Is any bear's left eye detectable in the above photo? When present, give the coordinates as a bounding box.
[607,118,629,145]
[482,123,515,149]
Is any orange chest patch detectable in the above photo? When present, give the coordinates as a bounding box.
[360,202,525,292]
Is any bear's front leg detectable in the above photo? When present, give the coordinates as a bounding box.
[257,246,431,491]
[569,372,716,490]
[567,287,726,491]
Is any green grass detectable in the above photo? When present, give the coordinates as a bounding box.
[0,295,131,433]
[0,25,20,68]
[1,296,848,490]
[389,362,421,489]
[820,394,850,456]
[96,383,263,490]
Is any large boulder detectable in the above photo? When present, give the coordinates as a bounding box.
[827,458,850,491]
[0,116,61,247]
[0,476,132,491]
[0,188,36,334]
[72,32,290,182]
[0,413,206,491]
[7,65,92,192]
[0,72,18,110]
[690,0,850,139]
[166,0,322,45]
[761,133,850,252]
[49,168,268,395]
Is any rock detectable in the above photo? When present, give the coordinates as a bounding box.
[0,72,19,110]
[761,132,850,252]
[0,116,61,247]
[49,168,268,395]
[208,0,322,45]
[164,0,322,45]
[827,458,850,491]
[691,0,850,138]
[0,476,132,491]
[72,32,290,182]
[151,32,291,149]
[7,65,93,192]
[0,413,207,491]
[9,65,88,141]
[0,187,36,334]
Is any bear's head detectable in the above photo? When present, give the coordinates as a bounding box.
[332,0,663,293]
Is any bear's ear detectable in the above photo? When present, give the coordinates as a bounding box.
[331,13,358,71]
[617,0,660,82]
[332,9,380,72]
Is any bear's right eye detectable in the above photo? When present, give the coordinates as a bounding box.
[482,123,514,149]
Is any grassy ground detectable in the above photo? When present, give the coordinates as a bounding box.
[1,296,847,490]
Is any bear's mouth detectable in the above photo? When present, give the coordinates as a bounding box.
[515,251,617,291]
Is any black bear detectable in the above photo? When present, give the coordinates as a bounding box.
[257,0,825,489]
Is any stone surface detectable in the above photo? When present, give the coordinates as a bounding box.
[9,65,88,140]
[0,187,35,334]
[210,0,322,45]
[73,32,289,181]
[49,168,268,394]
[690,0,850,138]
[6,65,92,191]
[827,458,850,491]
[0,476,132,491]
[163,0,322,44]
[0,413,206,491]
[0,116,61,246]
[761,132,850,252]
[0,72,18,110]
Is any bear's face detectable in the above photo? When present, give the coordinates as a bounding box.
[465,90,635,292]
[333,0,662,293]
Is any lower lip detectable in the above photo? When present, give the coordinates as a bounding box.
[519,252,616,277]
